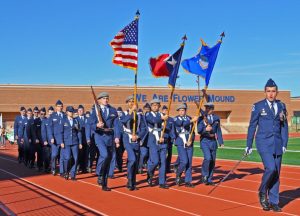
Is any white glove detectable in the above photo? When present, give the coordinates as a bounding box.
[282,147,287,154]
[245,147,252,155]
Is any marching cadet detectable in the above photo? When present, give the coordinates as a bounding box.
[145,99,171,189]
[138,103,151,174]
[173,103,198,188]
[120,96,147,191]
[14,107,27,163]
[86,111,97,173]
[115,107,125,172]
[33,106,43,172]
[59,106,82,181]
[24,108,36,168]
[197,102,224,185]
[48,100,65,176]
[76,105,88,173]
[90,92,120,191]
[40,107,51,173]
[246,79,288,212]
[162,105,174,173]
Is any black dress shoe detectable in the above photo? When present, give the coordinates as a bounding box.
[269,204,282,212]
[201,176,208,184]
[206,181,215,186]
[64,173,69,180]
[102,186,111,191]
[175,173,182,186]
[159,184,169,189]
[71,177,76,181]
[108,176,115,179]
[258,192,270,211]
[97,176,103,185]
[147,173,153,187]
[51,170,56,176]
[185,182,195,188]
[59,173,64,178]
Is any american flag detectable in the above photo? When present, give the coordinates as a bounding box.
[110,19,139,70]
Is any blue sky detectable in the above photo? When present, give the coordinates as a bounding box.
[0,0,299,96]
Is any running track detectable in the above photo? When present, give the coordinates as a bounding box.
[0,146,299,216]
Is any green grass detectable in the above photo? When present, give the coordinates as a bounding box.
[172,138,300,166]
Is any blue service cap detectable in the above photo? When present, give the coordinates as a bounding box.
[66,106,74,113]
[117,107,123,112]
[40,107,46,112]
[265,78,278,89]
[56,100,63,106]
[150,99,161,105]
[20,106,26,111]
[33,106,39,112]
[204,102,214,108]
[176,103,187,111]
[143,103,150,109]
[27,108,33,112]
[78,104,84,109]
[48,106,54,111]
[138,108,143,113]
[97,92,109,99]
[162,105,168,110]
[126,95,134,103]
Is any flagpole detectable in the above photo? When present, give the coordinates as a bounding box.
[160,35,187,141]
[132,10,140,136]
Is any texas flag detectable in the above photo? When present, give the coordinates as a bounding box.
[149,45,184,87]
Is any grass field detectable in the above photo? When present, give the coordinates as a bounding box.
[173,138,300,166]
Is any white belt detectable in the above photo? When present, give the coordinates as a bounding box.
[123,126,137,144]
[148,127,161,143]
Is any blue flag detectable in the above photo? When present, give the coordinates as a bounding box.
[181,39,221,86]
[167,45,184,88]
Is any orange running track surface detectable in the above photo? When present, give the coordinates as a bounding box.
[0,144,299,216]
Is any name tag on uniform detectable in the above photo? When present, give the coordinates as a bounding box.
[260,109,267,116]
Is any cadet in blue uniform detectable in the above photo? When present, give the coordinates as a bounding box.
[40,107,51,172]
[24,108,36,168]
[48,100,65,176]
[76,105,88,173]
[90,92,120,191]
[138,103,150,174]
[197,102,224,185]
[59,106,82,181]
[33,106,43,171]
[145,99,171,189]
[115,107,125,172]
[246,79,288,212]
[173,103,198,188]
[162,105,174,173]
[86,111,97,173]
[14,107,27,163]
[120,95,147,190]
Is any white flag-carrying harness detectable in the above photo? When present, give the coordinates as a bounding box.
[147,112,163,145]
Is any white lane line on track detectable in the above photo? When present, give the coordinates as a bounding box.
[0,156,201,216]
[0,168,109,216]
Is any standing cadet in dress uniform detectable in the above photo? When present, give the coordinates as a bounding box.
[14,107,27,163]
[77,105,88,174]
[40,107,51,173]
[138,103,151,173]
[86,111,97,173]
[24,108,36,168]
[115,107,125,172]
[162,105,174,173]
[246,79,288,212]
[48,100,65,176]
[145,99,171,189]
[33,106,43,172]
[197,102,224,185]
[90,92,120,191]
[59,106,82,181]
[173,103,198,188]
[120,95,147,190]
